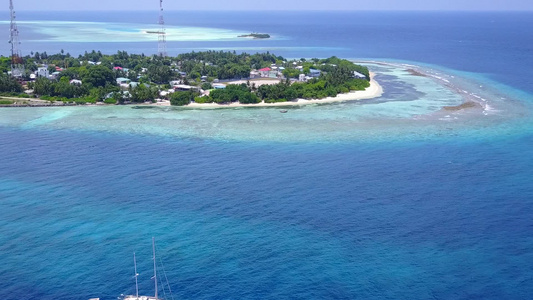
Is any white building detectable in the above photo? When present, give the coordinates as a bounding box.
[37,67,49,78]
[353,71,366,79]
[116,77,131,85]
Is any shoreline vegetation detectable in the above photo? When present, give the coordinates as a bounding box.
[0,50,377,108]
[0,75,382,108]
[238,33,271,39]
[184,74,381,108]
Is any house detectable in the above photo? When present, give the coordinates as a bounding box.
[116,77,131,85]
[353,71,366,79]
[105,91,131,100]
[50,72,62,80]
[169,80,181,86]
[159,88,176,97]
[309,68,321,77]
[36,67,49,78]
[299,74,306,82]
[70,79,82,85]
[174,84,194,91]
[268,71,279,79]
[249,71,260,79]
[201,76,208,82]
[259,67,271,77]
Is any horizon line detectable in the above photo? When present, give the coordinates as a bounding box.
[2,9,533,12]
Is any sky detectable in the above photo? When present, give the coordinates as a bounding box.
[7,0,533,11]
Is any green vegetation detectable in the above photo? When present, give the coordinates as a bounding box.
[209,84,261,104]
[193,64,370,106]
[0,99,14,105]
[201,82,213,90]
[176,51,281,80]
[0,50,370,107]
[170,91,196,106]
[0,92,31,98]
[238,33,271,39]
[0,74,23,93]
[104,98,117,104]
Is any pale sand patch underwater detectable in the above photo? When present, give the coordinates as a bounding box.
[2,63,527,144]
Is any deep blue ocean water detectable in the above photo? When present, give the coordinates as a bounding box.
[1,11,533,299]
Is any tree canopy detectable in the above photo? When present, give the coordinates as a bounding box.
[0,50,370,106]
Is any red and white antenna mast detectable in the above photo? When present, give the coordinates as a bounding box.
[9,0,24,77]
[158,0,167,57]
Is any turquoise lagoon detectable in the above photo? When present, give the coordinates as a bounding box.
[1,62,529,143]
[1,11,533,300]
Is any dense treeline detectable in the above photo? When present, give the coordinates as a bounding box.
[210,84,260,104]
[317,56,370,79]
[177,51,282,80]
[0,74,23,94]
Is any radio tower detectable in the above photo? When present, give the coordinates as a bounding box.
[158,0,167,57]
[9,0,24,77]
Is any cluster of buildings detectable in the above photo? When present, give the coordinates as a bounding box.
[249,62,302,80]
[30,66,62,81]
[248,62,366,82]
[22,58,367,102]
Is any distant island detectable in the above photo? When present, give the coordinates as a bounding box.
[145,30,165,35]
[238,33,271,39]
[0,50,376,107]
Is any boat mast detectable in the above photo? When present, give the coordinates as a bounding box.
[152,237,158,299]
[133,252,139,298]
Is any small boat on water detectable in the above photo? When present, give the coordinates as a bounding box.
[120,238,170,300]
[280,110,288,113]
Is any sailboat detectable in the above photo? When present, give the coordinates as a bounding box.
[122,237,164,300]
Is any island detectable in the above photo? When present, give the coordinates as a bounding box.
[238,33,271,39]
[0,50,377,107]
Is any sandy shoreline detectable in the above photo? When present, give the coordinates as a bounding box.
[184,73,383,108]
[0,74,382,109]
